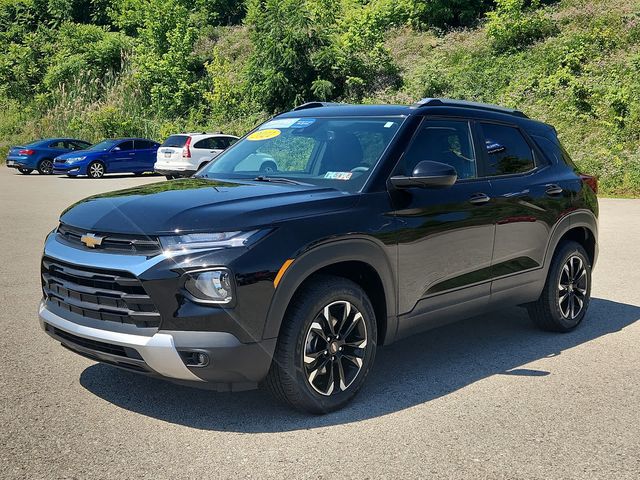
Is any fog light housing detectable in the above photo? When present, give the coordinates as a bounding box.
[184,269,234,304]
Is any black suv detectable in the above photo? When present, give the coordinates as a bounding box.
[39,99,598,413]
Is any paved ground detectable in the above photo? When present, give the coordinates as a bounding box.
[0,167,638,479]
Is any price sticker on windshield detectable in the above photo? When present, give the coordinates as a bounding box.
[247,129,281,141]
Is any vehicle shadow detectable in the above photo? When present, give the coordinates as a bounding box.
[79,297,639,432]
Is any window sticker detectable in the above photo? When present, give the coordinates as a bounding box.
[324,171,353,180]
[290,118,316,129]
[259,118,300,130]
[384,121,395,128]
[247,129,281,141]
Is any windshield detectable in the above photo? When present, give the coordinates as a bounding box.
[197,116,404,192]
[87,139,119,151]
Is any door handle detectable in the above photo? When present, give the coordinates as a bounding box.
[545,184,563,195]
[469,193,491,205]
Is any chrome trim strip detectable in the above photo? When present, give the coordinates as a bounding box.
[43,232,166,276]
[39,302,202,382]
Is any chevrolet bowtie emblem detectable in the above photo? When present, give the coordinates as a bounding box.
[80,233,104,248]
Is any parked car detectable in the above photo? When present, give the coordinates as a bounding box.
[154,132,239,179]
[39,99,598,413]
[53,138,160,178]
[6,138,91,175]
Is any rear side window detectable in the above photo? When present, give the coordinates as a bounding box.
[194,137,227,149]
[117,141,134,151]
[135,140,155,150]
[68,140,90,150]
[162,135,189,148]
[533,135,577,169]
[48,140,66,149]
[479,123,535,176]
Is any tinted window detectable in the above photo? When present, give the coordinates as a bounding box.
[67,140,90,150]
[135,140,155,150]
[402,119,477,179]
[480,123,534,176]
[48,140,66,149]
[533,135,576,168]
[117,141,134,151]
[194,137,227,150]
[161,135,189,148]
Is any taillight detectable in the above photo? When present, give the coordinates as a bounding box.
[182,137,192,158]
[580,174,598,194]
[19,149,34,155]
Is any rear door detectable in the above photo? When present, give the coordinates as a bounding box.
[192,136,226,168]
[134,139,159,171]
[392,117,495,337]
[477,122,567,304]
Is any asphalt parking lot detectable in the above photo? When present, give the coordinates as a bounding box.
[0,167,639,479]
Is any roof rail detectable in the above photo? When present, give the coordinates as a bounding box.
[413,98,529,119]
[292,101,346,111]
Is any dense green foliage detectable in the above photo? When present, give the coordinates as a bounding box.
[1,0,639,195]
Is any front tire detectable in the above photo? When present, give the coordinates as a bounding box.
[528,241,592,332]
[87,161,105,179]
[37,159,53,175]
[18,168,33,175]
[265,275,377,414]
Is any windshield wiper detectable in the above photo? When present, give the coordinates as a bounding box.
[253,176,309,186]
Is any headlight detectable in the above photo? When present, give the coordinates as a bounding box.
[159,230,262,252]
[66,156,86,163]
[184,269,234,304]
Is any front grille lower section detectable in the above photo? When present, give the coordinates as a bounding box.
[42,257,161,328]
[57,223,161,255]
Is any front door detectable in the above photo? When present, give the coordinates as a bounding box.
[391,118,495,337]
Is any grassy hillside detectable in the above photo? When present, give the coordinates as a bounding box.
[1,0,639,196]
[377,0,640,196]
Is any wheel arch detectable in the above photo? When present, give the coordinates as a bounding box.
[544,210,598,270]
[263,238,397,346]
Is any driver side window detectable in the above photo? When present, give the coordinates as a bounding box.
[402,119,477,180]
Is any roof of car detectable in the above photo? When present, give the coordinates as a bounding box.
[275,98,552,131]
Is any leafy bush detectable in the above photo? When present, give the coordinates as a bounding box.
[487,0,557,52]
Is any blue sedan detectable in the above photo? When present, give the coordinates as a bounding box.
[6,138,91,175]
[53,138,160,178]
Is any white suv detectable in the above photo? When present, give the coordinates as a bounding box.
[154,132,239,179]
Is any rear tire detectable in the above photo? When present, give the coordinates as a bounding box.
[133,171,144,176]
[87,161,105,179]
[37,158,53,175]
[18,168,33,175]
[528,241,592,332]
[265,275,377,414]
[165,175,175,180]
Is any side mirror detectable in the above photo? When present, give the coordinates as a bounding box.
[390,160,457,189]
[112,146,121,152]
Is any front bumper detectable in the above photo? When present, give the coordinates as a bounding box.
[39,232,278,390]
[40,303,274,390]
[53,163,82,175]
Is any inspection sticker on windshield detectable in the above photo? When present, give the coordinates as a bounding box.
[324,171,353,180]
[247,129,281,141]
[290,118,316,128]
[260,118,300,129]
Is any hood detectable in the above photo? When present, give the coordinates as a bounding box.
[60,178,357,235]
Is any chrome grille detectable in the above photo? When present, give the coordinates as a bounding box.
[41,257,160,328]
